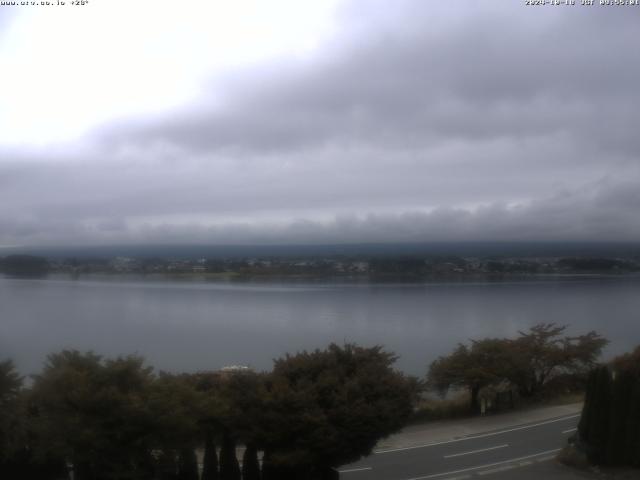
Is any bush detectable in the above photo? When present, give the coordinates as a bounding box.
[557,445,590,470]
[577,346,640,468]
[411,392,472,423]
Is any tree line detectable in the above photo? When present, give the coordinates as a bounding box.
[0,344,418,480]
[0,255,49,276]
[426,323,609,413]
[0,325,619,479]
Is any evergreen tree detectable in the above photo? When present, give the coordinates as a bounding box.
[605,370,634,465]
[611,345,640,467]
[628,379,640,467]
[586,366,611,465]
[260,451,275,480]
[29,351,159,480]
[578,347,640,468]
[241,444,260,480]
[0,360,25,478]
[577,368,597,444]
[157,450,179,480]
[201,432,219,480]
[178,448,199,480]
[219,430,241,480]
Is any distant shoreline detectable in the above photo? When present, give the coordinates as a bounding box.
[4,271,640,285]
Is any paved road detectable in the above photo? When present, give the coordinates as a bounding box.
[339,413,579,480]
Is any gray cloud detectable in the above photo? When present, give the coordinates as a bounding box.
[2,1,640,246]
[2,165,640,246]
[101,2,640,157]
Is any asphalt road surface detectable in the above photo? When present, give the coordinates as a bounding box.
[339,413,580,480]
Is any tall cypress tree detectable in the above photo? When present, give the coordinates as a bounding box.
[241,444,260,480]
[178,448,199,480]
[587,366,612,465]
[260,451,274,480]
[578,368,597,442]
[628,380,640,467]
[605,370,633,465]
[611,345,640,467]
[157,450,179,480]
[202,432,219,480]
[578,348,640,468]
[219,431,240,480]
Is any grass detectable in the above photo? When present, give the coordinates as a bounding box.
[409,389,585,425]
[410,392,473,424]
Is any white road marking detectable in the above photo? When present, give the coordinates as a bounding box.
[477,465,515,475]
[535,455,557,463]
[375,414,579,454]
[403,448,561,480]
[562,427,577,434]
[444,444,509,459]
[338,466,372,474]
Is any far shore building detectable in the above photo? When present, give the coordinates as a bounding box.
[218,365,253,379]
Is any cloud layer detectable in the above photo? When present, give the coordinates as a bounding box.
[1,1,639,246]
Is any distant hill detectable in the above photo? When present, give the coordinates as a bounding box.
[0,254,49,276]
[2,242,640,260]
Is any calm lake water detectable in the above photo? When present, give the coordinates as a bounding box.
[1,274,639,376]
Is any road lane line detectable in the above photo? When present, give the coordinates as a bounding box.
[375,414,579,454]
[562,427,577,434]
[535,455,557,462]
[444,444,509,459]
[477,465,515,475]
[403,448,561,480]
[338,466,372,474]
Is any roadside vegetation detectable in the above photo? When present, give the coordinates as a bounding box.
[560,345,640,471]
[0,325,621,479]
[0,344,417,480]
[422,323,607,417]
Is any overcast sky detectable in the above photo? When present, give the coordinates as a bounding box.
[1,0,639,247]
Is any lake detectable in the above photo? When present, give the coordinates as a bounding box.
[1,274,639,376]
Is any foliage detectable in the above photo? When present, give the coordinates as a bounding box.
[147,373,204,450]
[556,257,632,272]
[215,371,267,445]
[30,351,157,480]
[0,359,22,400]
[577,346,640,467]
[0,358,68,480]
[611,345,640,376]
[0,360,24,467]
[218,431,241,480]
[241,444,260,480]
[411,392,472,423]
[428,338,512,413]
[260,343,416,474]
[368,257,429,276]
[0,255,49,276]
[177,448,198,480]
[427,323,608,414]
[508,323,608,397]
[3,342,419,479]
[201,432,219,480]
